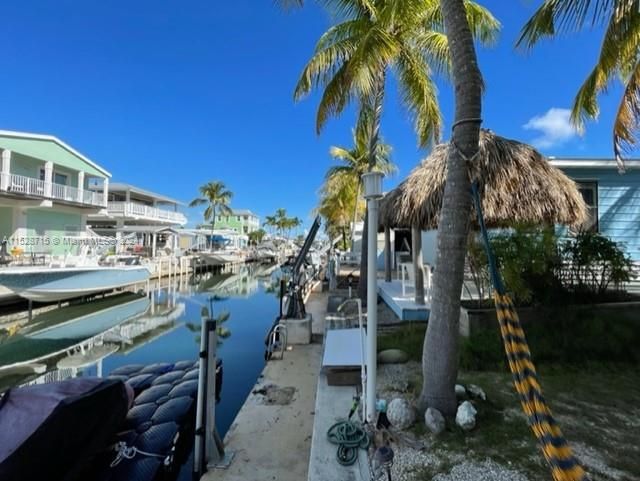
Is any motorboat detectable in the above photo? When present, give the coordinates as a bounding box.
[198,250,243,267]
[0,264,151,302]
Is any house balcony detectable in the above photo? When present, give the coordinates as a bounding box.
[0,172,104,208]
[106,201,187,225]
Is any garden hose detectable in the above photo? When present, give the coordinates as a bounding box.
[327,420,370,466]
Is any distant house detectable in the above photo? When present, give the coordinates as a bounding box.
[0,130,111,255]
[88,182,187,256]
[214,209,260,235]
[550,158,640,261]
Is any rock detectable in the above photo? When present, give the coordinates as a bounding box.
[467,384,486,401]
[424,407,446,435]
[387,398,416,430]
[456,401,477,431]
[455,384,467,399]
[377,349,409,364]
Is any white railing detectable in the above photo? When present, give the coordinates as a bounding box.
[107,201,187,224]
[1,172,46,196]
[0,172,104,207]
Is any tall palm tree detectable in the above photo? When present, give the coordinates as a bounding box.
[189,181,233,249]
[263,215,277,236]
[419,0,484,416]
[518,1,640,171]
[291,0,499,301]
[327,105,395,240]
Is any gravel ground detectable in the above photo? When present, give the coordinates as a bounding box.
[433,459,529,481]
[376,363,533,481]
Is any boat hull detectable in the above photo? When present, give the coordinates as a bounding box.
[0,266,151,302]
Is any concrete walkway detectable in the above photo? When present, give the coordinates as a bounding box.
[201,291,328,481]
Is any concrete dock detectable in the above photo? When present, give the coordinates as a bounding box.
[202,290,328,481]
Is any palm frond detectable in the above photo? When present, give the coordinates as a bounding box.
[395,46,442,147]
[613,58,640,172]
[189,197,207,208]
[517,0,635,48]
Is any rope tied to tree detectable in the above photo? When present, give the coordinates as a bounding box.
[470,182,588,481]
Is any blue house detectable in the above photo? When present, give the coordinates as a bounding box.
[550,158,640,261]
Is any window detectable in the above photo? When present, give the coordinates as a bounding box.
[237,216,241,221]
[54,173,67,185]
[38,168,68,185]
[576,181,598,232]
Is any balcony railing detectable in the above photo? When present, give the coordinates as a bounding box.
[107,201,187,224]
[0,172,104,207]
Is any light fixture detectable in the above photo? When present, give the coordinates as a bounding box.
[362,172,383,200]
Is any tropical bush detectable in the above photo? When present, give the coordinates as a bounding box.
[466,226,636,306]
[560,231,635,297]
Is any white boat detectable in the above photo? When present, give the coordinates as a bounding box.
[0,265,151,302]
[198,250,243,267]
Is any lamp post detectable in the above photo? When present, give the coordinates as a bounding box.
[361,171,383,424]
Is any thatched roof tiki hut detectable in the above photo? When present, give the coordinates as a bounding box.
[379,129,588,305]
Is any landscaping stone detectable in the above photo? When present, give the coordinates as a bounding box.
[377,349,410,364]
[424,407,446,435]
[467,384,486,401]
[455,401,477,431]
[455,384,467,399]
[387,398,416,430]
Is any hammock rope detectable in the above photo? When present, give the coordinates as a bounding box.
[470,181,588,481]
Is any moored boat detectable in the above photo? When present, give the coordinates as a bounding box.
[0,265,151,302]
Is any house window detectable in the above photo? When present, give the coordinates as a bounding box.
[38,168,68,185]
[576,181,598,232]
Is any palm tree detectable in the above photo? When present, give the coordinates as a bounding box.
[189,181,233,249]
[291,0,499,301]
[327,106,395,241]
[317,170,360,249]
[419,0,484,416]
[263,215,277,236]
[518,1,639,171]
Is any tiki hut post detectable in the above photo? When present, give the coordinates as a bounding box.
[411,226,425,305]
[384,226,392,283]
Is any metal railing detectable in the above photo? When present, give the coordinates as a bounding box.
[107,201,187,224]
[0,172,104,207]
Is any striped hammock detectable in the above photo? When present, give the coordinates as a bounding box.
[472,182,588,481]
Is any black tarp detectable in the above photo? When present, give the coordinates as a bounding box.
[0,378,130,481]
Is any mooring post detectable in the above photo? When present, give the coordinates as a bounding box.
[28,299,33,322]
[193,313,208,477]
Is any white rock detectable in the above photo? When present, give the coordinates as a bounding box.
[387,398,416,430]
[455,384,467,399]
[424,407,446,435]
[455,401,477,431]
[467,384,486,401]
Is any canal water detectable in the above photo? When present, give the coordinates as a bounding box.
[0,263,282,478]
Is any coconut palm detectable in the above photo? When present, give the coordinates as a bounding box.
[518,1,640,171]
[417,0,485,416]
[291,0,499,301]
[263,215,277,236]
[189,181,233,248]
[327,105,395,240]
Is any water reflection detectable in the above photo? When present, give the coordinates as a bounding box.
[0,264,281,441]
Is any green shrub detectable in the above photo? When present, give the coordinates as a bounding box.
[560,230,635,296]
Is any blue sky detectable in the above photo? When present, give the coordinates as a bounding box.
[0,1,623,229]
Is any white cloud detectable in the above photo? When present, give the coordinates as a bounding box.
[523,108,579,149]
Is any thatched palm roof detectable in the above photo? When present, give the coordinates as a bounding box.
[379,130,587,230]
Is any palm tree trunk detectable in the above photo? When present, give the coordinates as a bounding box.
[412,226,425,305]
[358,73,385,304]
[210,205,216,250]
[418,0,482,416]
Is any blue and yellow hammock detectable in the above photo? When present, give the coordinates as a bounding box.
[471,183,588,481]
